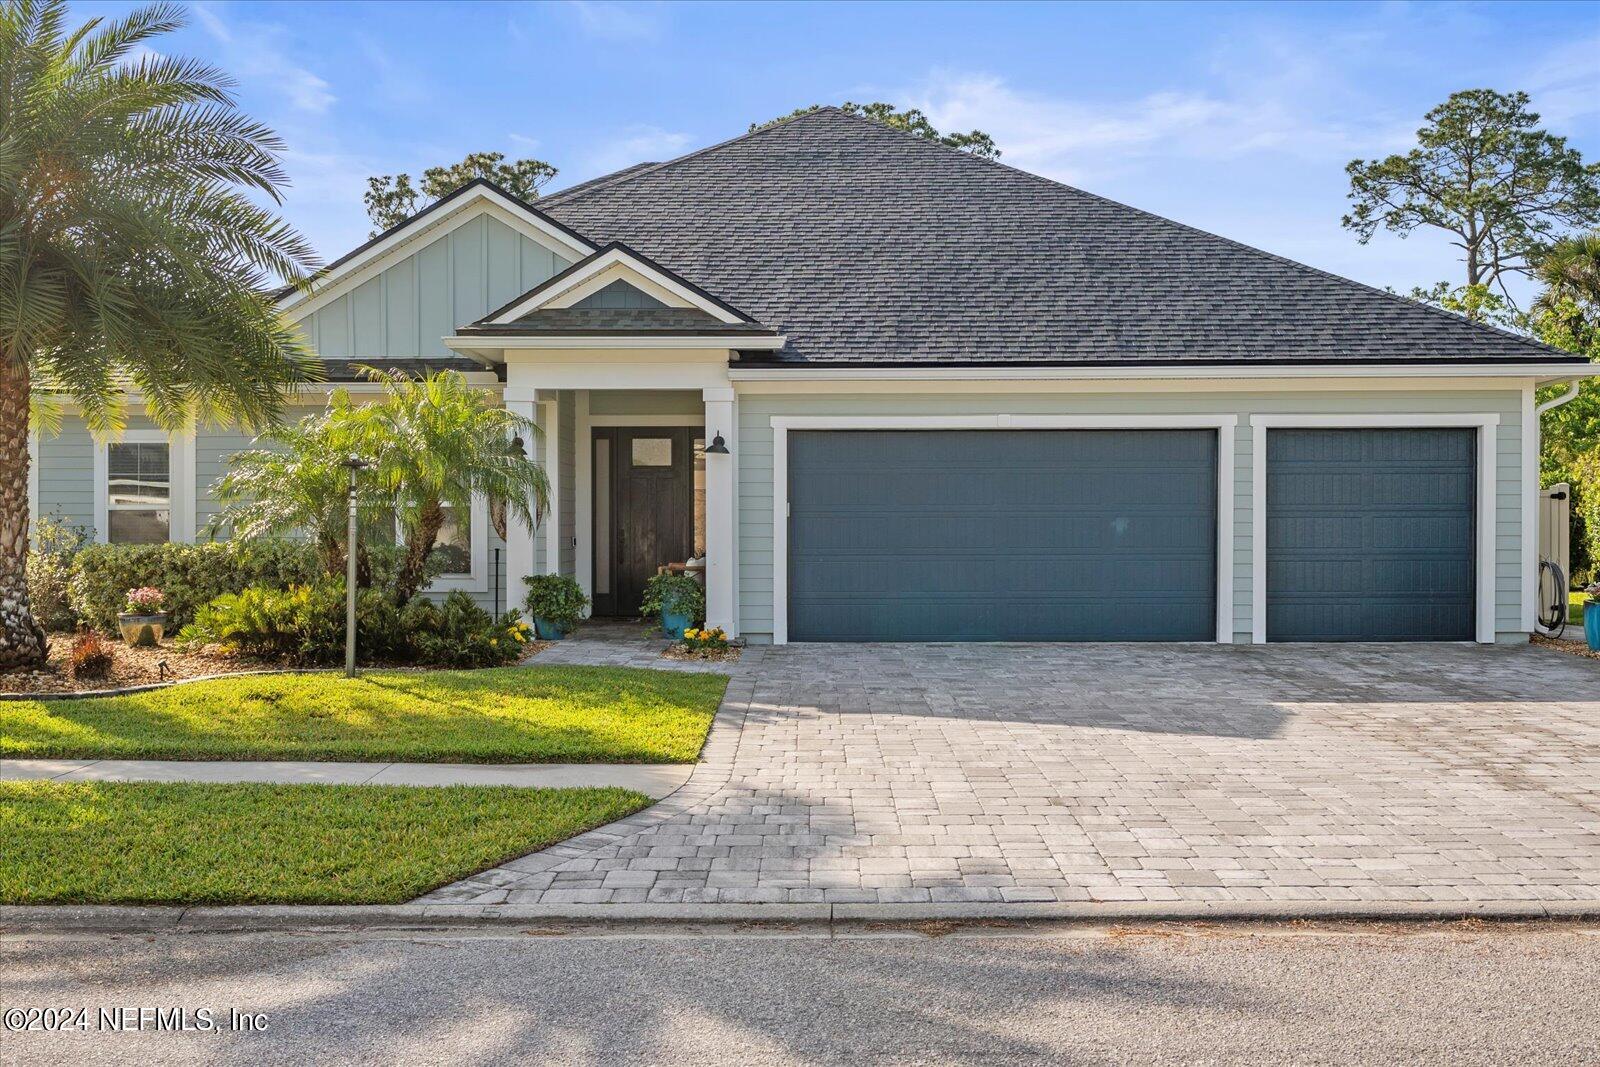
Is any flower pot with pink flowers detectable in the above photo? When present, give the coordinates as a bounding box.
[117,587,168,647]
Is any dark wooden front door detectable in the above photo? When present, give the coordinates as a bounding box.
[593,428,696,617]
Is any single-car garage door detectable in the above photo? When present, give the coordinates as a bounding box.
[787,429,1217,641]
[1266,428,1475,641]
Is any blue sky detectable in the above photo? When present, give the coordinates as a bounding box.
[86,0,1600,303]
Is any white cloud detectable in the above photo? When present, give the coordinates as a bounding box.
[192,2,334,114]
[578,125,691,178]
[562,1,666,42]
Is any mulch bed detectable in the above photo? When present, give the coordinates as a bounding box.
[1531,633,1600,662]
[661,644,742,664]
[0,634,270,695]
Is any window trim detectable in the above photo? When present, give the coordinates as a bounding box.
[93,430,195,545]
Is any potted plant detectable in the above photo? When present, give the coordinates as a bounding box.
[1583,582,1600,652]
[522,574,588,640]
[117,587,168,647]
[641,572,704,640]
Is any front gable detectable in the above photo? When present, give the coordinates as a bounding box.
[283,181,596,360]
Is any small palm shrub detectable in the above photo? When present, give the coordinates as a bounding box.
[66,631,115,680]
[180,583,344,663]
[403,593,533,668]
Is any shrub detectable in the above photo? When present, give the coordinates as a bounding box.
[522,574,588,632]
[180,585,531,669]
[680,626,729,652]
[69,540,320,633]
[67,631,115,680]
[24,517,88,631]
[640,572,705,625]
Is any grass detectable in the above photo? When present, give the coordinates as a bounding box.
[0,665,727,764]
[0,780,649,905]
[1572,592,1589,625]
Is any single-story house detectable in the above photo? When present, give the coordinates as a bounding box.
[29,107,1597,643]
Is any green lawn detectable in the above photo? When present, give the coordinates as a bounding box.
[1573,592,1589,625]
[0,780,648,905]
[0,665,727,764]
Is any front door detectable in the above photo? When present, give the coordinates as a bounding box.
[592,428,696,616]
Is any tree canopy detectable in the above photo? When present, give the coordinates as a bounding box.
[0,0,317,667]
[364,151,559,235]
[1345,89,1600,308]
[752,102,1000,159]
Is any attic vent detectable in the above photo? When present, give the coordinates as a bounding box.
[573,279,668,310]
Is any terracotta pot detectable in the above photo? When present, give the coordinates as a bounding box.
[117,612,167,647]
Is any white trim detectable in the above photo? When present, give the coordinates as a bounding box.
[92,429,194,545]
[446,334,786,351]
[416,494,490,594]
[729,363,1597,384]
[768,414,1240,645]
[280,186,593,317]
[1520,384,1538,633]
[488,246,745,325]
[1248,413,1501,645]
[703,388,738,635]
[575,390,593,613]
[588,413,704,427]
[542,396,560,576]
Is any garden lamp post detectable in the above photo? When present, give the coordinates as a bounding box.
[343,457,372,678]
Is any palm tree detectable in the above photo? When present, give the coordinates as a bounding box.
[0,1,317,668]
[348,369,548,602]
[1533,233,1600,356]
[209,403,366,578]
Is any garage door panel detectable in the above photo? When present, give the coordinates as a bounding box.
[787,430,1218,642]
[1266,428,1474,642]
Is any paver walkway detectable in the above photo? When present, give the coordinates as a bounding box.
[423,629,1600,907]
[1,758,691,797]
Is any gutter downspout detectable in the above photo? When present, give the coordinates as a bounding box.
[1536,380,1582,417]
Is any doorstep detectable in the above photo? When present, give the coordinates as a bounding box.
[0,758,693,797]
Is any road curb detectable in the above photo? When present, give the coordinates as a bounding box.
[5,899,1598,932]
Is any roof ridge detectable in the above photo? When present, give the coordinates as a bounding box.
[542,106,853,207]
[843,117,1560,354]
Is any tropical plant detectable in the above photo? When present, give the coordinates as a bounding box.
[640,572,705,625]
[209,399,380,578]
[345,369,548,602]
[364,151,558,234]
[522,574,588,633]
[66,629,113,679]
[0,0,318,669]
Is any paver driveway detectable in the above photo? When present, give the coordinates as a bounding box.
[422,635,1600,907]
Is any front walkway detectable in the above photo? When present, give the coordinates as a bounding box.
[423,634,1600,908]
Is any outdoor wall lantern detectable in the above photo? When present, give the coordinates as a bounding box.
[705,432,730,455]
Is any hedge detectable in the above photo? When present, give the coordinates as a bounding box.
[68,540,321,632]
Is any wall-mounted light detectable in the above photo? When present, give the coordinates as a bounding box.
[705,432,730,455]
[509,435,526,457]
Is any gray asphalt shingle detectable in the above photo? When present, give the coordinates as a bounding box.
[538,107,1569,366]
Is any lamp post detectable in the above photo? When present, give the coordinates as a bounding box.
[343,457,372,678]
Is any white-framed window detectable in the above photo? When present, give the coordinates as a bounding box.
[93,430,194,545]
[373,494,489,593]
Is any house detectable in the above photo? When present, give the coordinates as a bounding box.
[28,107,1596,643]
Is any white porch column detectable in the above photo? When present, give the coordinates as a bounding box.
[541,394,561,576]
[574,390,593,612]
[504,386,539,617]
[703,386,737,635]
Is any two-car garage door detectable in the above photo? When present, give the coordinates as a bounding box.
[784,427,1477,643]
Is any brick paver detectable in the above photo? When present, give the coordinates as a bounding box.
[422,630,1600,907]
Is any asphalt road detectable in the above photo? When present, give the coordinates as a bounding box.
[3,921,1597,1065]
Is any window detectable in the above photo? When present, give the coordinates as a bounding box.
[432,505,472,575]
[631,437,672,467]
[105,442,170,544]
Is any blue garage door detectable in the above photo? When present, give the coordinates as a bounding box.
[787,430,1217,642]
[1266,428,1475,641]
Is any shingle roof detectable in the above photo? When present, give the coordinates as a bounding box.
[462,306,779,336]
[539,107,1574,366]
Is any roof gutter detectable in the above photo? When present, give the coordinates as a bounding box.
[726,362,1600,384]
[1536,379,1585,416]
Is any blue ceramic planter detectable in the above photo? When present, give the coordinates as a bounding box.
[661,607,693,640]
[1585,602,1600,652]
[534,617,569,641]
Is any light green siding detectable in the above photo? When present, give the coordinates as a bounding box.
[292,215,572,359]
[35,418,95,534]
[589,389,702,417]
[735,388,1529,643]
[194,424,263,536]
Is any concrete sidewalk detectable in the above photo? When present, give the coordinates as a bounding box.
[0,758,693,797]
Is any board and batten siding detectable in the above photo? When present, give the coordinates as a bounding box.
[292,214,572,360]
[735,388,1528,644]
